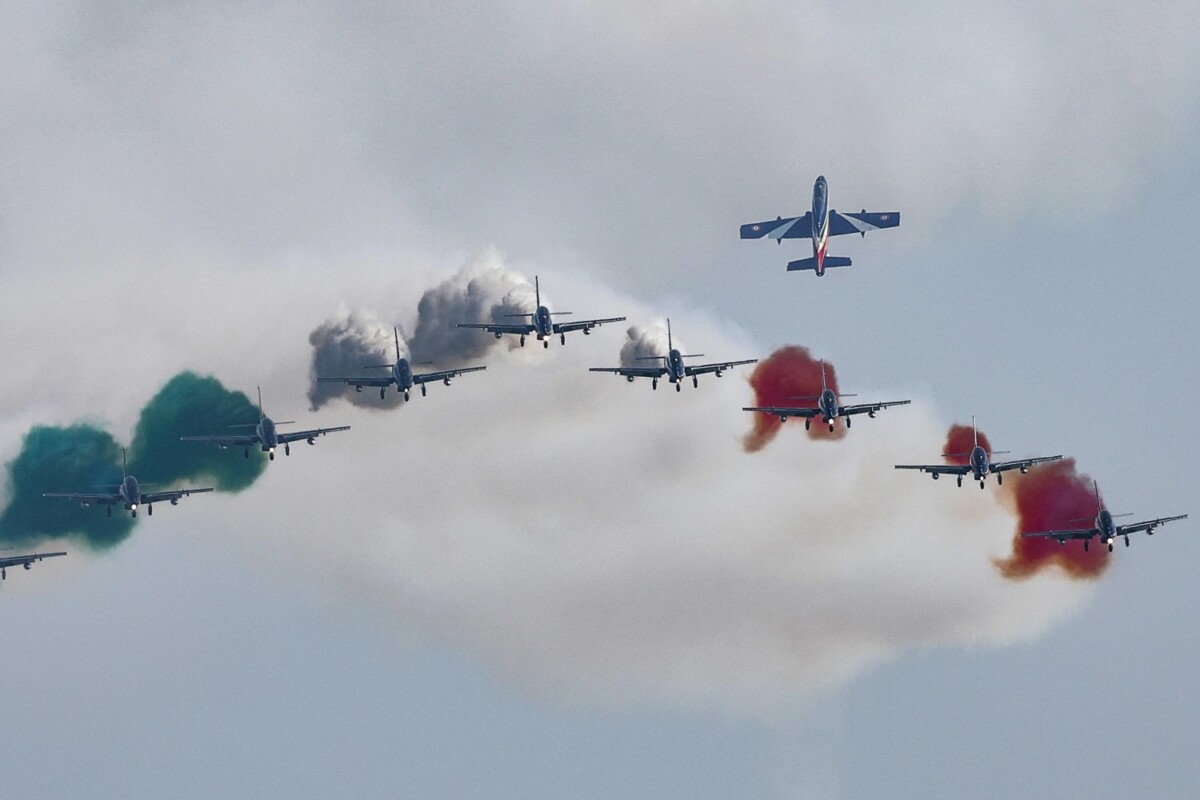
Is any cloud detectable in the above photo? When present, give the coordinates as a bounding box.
[204,261,1095,707]
[1,372,264,550]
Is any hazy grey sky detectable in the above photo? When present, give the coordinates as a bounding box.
[2,2,1199,797]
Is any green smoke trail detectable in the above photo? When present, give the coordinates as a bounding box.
[129,372,265,492]
[0,372,267,551]
[0,425,134,549]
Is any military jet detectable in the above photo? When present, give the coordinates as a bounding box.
[1022,482,1187,552]
[43,448,213,518]
[589,319,757,392]
[894,417,1062,489]
[742,360,909,432]
[740,175,900,275]
[181,387,349,461]
[1,550,66,581]
[457,276,625,348]
[317,326,487,401]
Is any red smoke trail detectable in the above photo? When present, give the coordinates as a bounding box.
[743,345,844,453]
[947,423,1108,579]
[994,458,1109,580]
[943,422,990,464]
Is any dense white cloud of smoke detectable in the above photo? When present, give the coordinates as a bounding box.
[182,258,1087,707]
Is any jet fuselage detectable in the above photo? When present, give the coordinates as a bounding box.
[120,475,141,508]
[970,446,990,480]
[534,306,553,339]
[811,175,831,275]
[666,349,686,382]
[258,417,278,451]
[819,387,839,421]
[393,358,415,392]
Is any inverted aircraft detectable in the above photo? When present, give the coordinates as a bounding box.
[589,319,757,392]
[181,387,349,461]
[894,418,1062,489]
[742,360,909,432]
[739,175,900,275]
[1,550,67,581]
[457,276,625,348]
[43,448,213,518]
[1021,482,1188,552]
[318,327,487,400]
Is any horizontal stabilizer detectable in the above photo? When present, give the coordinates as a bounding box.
[786,256,852,272]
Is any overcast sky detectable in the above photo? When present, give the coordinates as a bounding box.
[2,2,1199,798]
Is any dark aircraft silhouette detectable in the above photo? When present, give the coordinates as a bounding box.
[181,387,349,461]
[457,276,625,348]
[742,360,909,432]
[1022,482,1188,552]
[43,448,212,518]
[589,319,756,392]
[894,417,1062,489]
[318,327,486,400]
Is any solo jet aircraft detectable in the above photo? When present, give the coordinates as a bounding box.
[1022,482,1188,552]
[739,175,900,275]
[181,387,349,461]
[318,327,487,401]
[43,448,213,518]
[457,276,625,348]
[589,319,757,392]
[894,417,1062,489]
[1,550,66,581]
[742,360,909,432]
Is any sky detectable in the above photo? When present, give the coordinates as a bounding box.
[2,2,1199,797]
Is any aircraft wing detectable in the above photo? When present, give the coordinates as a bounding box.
[743,405,820,419]
[739,213,813,240]
[456,322,535,335]
[1020,527,1100,541]
[828,210,901,236]
[839,399,911,416]
[42,491,120,505]
[413,366,488,385]
[893,463,972,476]
[553,316,626,334]
[316,375,395,388]
[589,366,668,379]
[685,359,758,377]
[180,433,261,447]
[277,425,351,445]
[0,551,67,570]
[142,487,214,504]
[1118,514,1189,536]
[990,455,1064,474]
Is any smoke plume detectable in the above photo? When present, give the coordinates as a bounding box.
[307,312,408,411]
[0,425,134,549]
[617,322,672,367]
[995,459,1110,580]
[131,372,267,491]
[0,372,266,551]
[308,257,529,410]
[743,345,845,452]
[408,257,535,363]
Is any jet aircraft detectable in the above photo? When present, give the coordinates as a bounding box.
[589,319,757,392]
[181,387,349,461]
[1,550,67,581]
[739,175,900,275]
[894,418,1062,488]
[742,361,909,432]
[1022,482,1187,552]
[43,448,213,518]
[318,327,487,400]
[457,276,625,348]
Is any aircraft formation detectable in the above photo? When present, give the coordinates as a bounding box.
[4,177,1187,581]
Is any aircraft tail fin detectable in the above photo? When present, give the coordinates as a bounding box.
[121,447,128,479]
[786,256,852,272]
[394,327,402,361]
